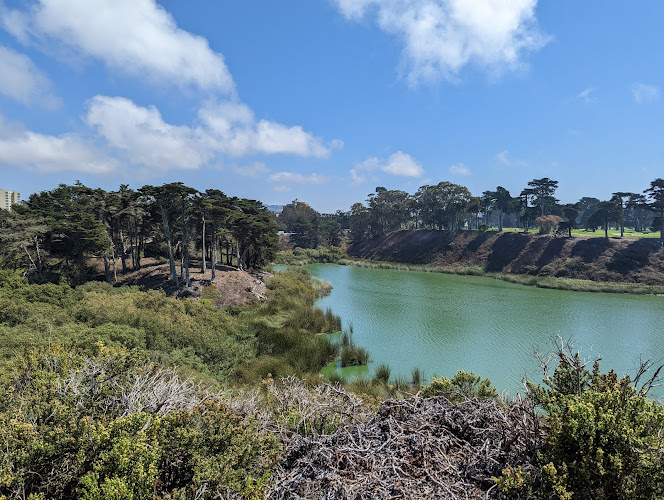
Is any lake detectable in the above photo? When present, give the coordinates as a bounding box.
[303,264,664,398]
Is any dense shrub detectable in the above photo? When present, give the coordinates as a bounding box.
[535,215,563,235]
[421,370,498,402]
[508,347,664,499]
[0,345,281,499]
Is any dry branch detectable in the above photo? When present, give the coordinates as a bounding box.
[269,395,542,499]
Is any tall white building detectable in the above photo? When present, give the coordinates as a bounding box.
[0,189,20,211]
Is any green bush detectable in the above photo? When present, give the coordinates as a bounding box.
[520,348,664,499]
[0,345,281,500]
[421,370,497,402]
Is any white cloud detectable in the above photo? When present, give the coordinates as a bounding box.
[449,163,471,176]
[3,0,234,92]
[350,152,424,184]
[86,95,213,171]
[233,161,270,178]
[631,83,660,104]
[577,87,595,104]
[199,101,332,158]
[333,0,549,86]
[272,185,292,192]
[0,113,117,174]
[84,96,332,173]
[350,168,368,186]
[494,149,527,167]
[382,151,424,177]
[268,172,330,184]
[349,156,380,184]
[0,45,60,108]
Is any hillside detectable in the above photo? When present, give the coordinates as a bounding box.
[349,230,664,285]
[111,259,269,306]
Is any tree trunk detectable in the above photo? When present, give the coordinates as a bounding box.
[159,200,179,288]
[211,222,217,282]
[498,210,503,232]
[104,253,111,284]
[35,236,43,282]
[182,200,190,287]
[119,228,127,273]
[136,234,140,271]
[201,216,206,273]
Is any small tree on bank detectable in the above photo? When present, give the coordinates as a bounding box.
[535,215,563,234]
[644,178,664,245]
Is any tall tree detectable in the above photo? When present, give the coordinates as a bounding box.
[367,187,411,234]
[518,188,537,232]
[349,203,370,240]
[577,197,600,230]
[203,189,232,282]
[561,203,580,238]
[0,211,49,282]
[644,178,664,245]
[490,186,513,232]
[588,200,620,239]
[626,193,648,232]
[140,183,197,289]
[527,178,559,216]
[27,183,110,285]
[611,192,634,237]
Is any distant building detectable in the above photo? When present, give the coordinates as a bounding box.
[0,189,20,211]
[290,198,310,208]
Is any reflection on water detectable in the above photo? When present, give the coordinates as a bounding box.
[303,264,664,399]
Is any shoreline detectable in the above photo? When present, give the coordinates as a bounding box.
[335,258,664,295]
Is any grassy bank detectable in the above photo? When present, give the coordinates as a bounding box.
[338,257,664,294]
[272,246,346,266]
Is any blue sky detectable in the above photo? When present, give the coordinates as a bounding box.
[0,0,662,213]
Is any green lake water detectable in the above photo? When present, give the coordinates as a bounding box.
[302,264,664,398]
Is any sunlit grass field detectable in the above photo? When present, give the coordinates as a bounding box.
[494,228,660,238]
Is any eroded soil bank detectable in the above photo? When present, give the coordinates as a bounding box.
[349,230,664,285]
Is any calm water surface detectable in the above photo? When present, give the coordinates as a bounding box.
[304,264,664,398]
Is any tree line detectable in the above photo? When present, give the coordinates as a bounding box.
[0,182,278,287]
[339,177,664,244]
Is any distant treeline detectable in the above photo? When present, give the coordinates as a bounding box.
[320,177,664,243]
[0,182,278,286]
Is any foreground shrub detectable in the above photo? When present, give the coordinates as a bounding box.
[505,344,664,499]
[0,345,281,499]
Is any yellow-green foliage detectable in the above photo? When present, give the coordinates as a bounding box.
[0,268,342,387]
[0,345,281,500]
[235,268,341,382]
[272,246,347,266]
[0,280,255,380]
[517,352,664,499]
[421,370,498,403]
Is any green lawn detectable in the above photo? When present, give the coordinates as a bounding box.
[570,228,660,238]
[494,227,660,238]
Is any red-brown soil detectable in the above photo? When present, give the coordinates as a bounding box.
[349,230,664,285]
[114,259,269,306]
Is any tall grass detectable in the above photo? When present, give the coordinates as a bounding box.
[272,247,347,265]
[374,364,391,383]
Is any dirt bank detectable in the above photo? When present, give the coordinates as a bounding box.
[114,259,269,306]
[349,230,664,285]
